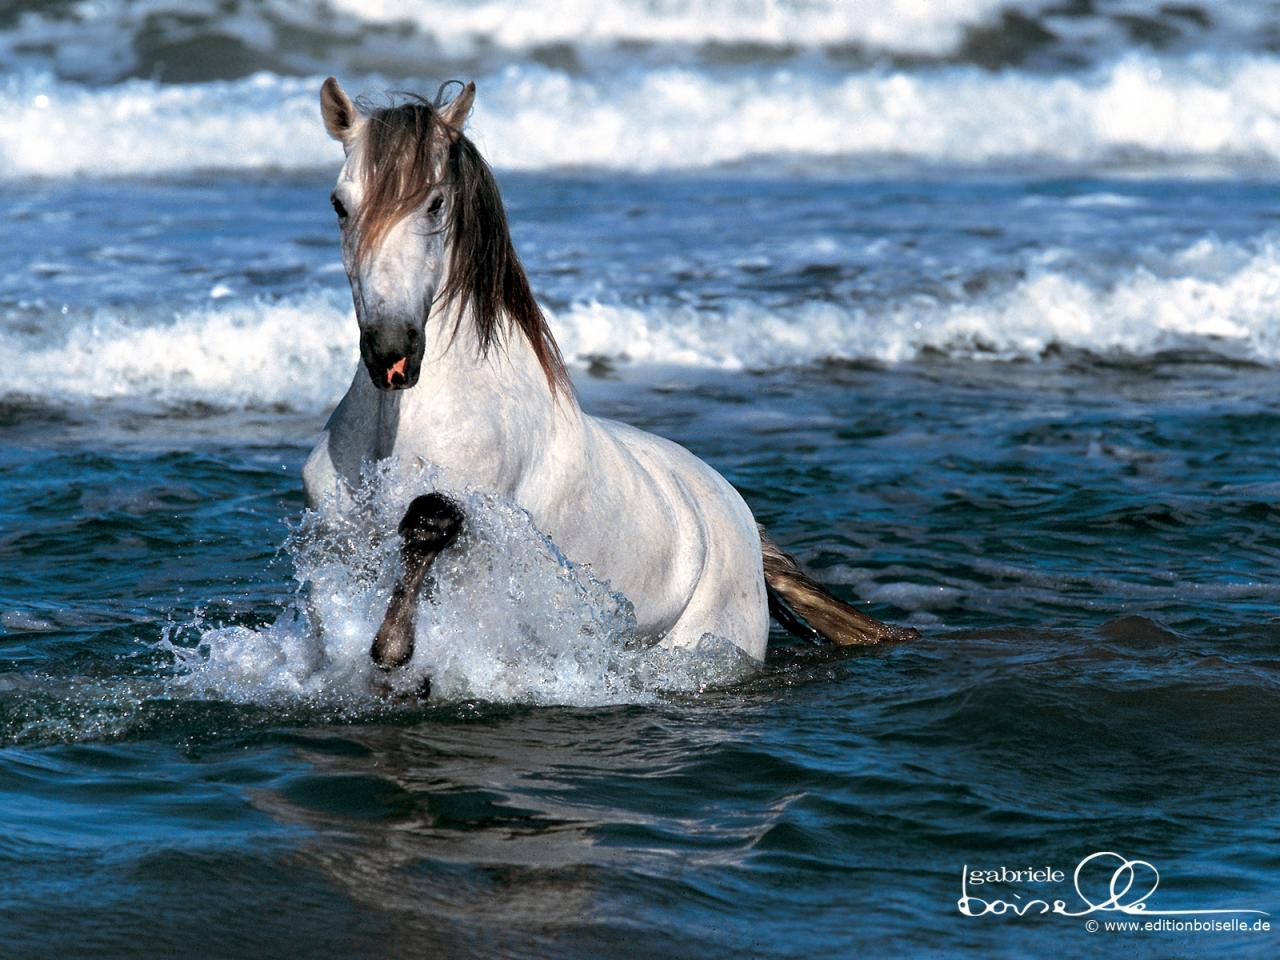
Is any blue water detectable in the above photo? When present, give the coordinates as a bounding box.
[3,171,1278,957]
[3,1,1280,956]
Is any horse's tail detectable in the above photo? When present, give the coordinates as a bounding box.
[759,527,918,645]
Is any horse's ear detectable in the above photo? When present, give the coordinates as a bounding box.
[320,76,359,144]
[436,81,476,142]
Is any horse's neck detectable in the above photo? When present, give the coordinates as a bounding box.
[362,301,578,493]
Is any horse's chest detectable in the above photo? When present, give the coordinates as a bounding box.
[325,380,542,505]
[387,404,521,496]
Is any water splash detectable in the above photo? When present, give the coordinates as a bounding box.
[166,460,756,708]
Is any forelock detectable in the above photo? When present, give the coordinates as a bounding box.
[352,98,448,262]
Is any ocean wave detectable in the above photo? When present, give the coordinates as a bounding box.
[0,289,358,409]
[7,52,1280,178]
[332,0,1009,58]
[3,0,1276,84]
[553,232,1280,366]
[0,0,1010,84]
[4,233,1280,409]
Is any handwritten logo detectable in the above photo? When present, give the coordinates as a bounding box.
[958,852,1271,919]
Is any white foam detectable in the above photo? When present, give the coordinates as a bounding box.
[0,71,336,177]
[551,233,1280,366]
[7,0,1280,89]
[0,0,1010,86]
[8,52,1280,177]
[0,288,357,409]
[333,0,1008,57]
[5,233,1280,413]
[904,237,1280,362]
[166,460,755,707]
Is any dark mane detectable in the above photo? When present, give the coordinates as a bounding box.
[353,91,570,396]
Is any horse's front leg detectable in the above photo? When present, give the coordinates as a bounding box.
[372,493,463,670]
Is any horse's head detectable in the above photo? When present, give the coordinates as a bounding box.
[320,77,569,397]
[320,77,476,391]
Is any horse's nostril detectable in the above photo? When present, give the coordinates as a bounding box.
[405,327,420,343]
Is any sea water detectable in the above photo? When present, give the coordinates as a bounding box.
[0,2,1277,956]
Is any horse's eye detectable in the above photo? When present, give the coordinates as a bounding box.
[330,193,348,221]
[427,194,444,217]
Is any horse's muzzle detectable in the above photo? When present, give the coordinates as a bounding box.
[363,349,422,390]
[359,326,424,391]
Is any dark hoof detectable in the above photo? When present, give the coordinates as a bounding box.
[399,493,463,556]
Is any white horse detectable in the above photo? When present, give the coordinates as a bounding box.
[302,78,913,669]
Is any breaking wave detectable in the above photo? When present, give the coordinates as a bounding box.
[3,0,1277,84]
[552,234,1280,368]
[7,51,1280,177]
[3,231,1280,413]
[0,289,358,410]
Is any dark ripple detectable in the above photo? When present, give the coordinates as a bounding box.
[0,614,1274,956]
